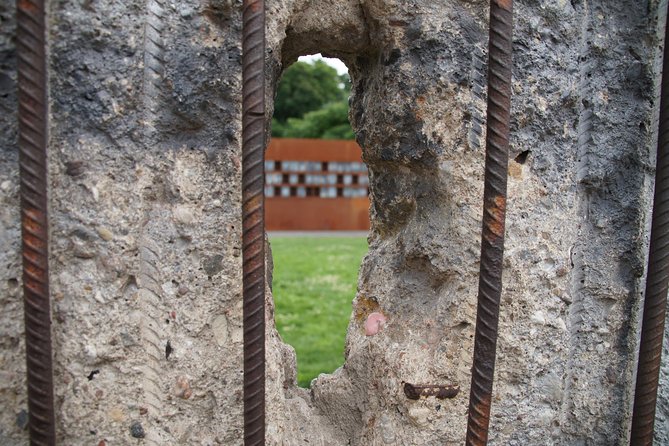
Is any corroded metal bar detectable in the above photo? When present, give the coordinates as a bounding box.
[16,0,56,445]
[403,382,460,400]
[631,3,669,444]
[466,1,513,445]
[242,0,266,444]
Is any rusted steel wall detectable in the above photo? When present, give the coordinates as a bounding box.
[266,138,364,161]
[266,197,369,230]
[265,138,370,231]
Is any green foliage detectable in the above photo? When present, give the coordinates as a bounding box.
[274,60,348,122]
[270,118,287,138]
[279,101,355,140]
[272,60,354,140]
[270,236,368,387]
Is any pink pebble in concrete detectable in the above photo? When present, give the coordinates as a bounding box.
[365,312,387,336]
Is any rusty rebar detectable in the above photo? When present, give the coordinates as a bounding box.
[242,0,266,444]
[403,382,460,400]
[465,1,513,445]
[16,0,56,445]
[630,4,669,444]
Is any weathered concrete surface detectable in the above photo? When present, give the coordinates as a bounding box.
[0,0,668,444]
[0,1,28,445]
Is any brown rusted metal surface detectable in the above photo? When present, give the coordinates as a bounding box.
[242,0,266,444]
[266,138,364,162]
[265,138,369,231]
[631,3,669,444]
[466,1,513,445]
[403,382,460,400]
[266,197,369,231]
[17,0,56,444]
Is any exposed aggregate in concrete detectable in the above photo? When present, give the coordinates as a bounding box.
[0,0,668,444]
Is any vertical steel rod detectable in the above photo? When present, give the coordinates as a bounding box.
[16,0,56,445]
[465,1,513,445]
[242,0,266,444]
[631,3,669,444]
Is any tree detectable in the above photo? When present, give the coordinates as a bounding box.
[279,100,354,140]
[272,60,353,139]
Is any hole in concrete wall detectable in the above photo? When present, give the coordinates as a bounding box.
[271,54,353,140]
[268,55,368,387]
[270,234,367,387]
[514,150,531,165]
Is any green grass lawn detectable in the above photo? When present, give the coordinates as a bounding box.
[269,236,368,387]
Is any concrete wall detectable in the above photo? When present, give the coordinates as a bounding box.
[0,0,667,444]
